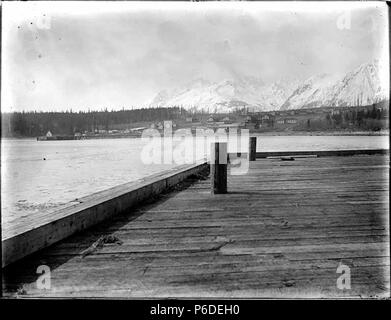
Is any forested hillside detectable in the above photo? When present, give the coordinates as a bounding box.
[1,107,188,137]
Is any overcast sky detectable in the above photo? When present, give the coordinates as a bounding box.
[1,1,388,112]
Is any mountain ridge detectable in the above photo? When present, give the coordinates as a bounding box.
[149,61,388,112]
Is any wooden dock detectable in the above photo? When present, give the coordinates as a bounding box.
[2,153,389,298]
[2,161,208,268]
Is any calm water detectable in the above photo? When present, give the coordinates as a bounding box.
[1,135,388,233]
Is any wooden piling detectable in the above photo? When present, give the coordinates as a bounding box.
[249,137,257,161]
[211,142,227,194]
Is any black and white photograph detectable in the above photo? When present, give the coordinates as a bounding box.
[0,0,390,301]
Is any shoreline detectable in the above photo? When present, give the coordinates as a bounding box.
[1,130,389,140]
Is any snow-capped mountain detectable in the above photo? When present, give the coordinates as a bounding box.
[279,73,343,110]
[149,61,387,112]
[333,62,387,107]
[149,76,299,112]
[259,78,301,111]
[281,61,387,110]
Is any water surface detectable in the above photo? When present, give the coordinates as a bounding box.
[1,135,388,234]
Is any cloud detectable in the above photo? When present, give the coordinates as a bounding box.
[1,1,388,112]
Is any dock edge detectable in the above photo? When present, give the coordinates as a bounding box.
[2,161,208,268]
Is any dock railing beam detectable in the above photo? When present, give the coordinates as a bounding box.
[249,137,257,161]
[211,142,227,194]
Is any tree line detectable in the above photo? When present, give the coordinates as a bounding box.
[301,105,388,132]
[1,103,388,137]
[1,107,189,137]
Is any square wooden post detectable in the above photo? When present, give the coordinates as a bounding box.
[249,137,257,161]
[210,142,227,194]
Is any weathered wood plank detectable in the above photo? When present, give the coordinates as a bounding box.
[1,161,209,267]
[256,149,389,158]
[2,154,389,298]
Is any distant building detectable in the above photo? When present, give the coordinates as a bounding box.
[46,131,53,137]
[276,118,298,125]
[285,118,298,124]
[222,116,232,124]
[207,117,215,123]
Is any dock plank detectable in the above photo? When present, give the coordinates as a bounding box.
[2,154,389,298]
